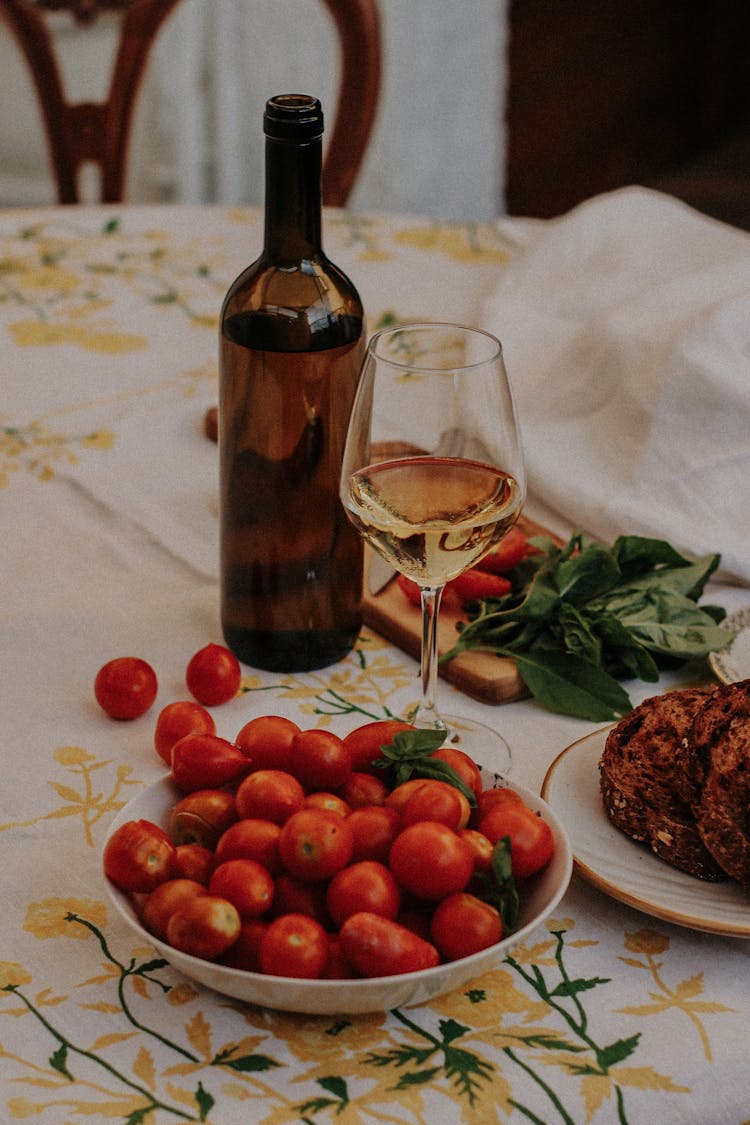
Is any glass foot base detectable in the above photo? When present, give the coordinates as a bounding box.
[410,711,512,776]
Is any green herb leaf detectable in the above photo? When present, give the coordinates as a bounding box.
[514,649,633,722]
[489,838,519,932]
[373,728,477,804]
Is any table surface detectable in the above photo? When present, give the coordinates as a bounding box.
[2,203,749,1125]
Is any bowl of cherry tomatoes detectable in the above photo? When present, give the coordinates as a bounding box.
[103,712,572,1015]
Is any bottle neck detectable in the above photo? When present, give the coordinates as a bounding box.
[263,134,323,262]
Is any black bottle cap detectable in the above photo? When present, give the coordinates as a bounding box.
[264,95,324,140]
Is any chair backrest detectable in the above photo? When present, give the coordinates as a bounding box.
[0,0,381,206]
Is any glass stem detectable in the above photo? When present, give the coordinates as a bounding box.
[413,585,446,731]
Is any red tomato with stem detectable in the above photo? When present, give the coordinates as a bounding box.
[278,808,354,882]
[342,720,415,775]
[141,878,207,941]
[326,861,401,928]
[214,818,283,874]
[166,894,241,960]
[287,729,352,792]
[104,819,175,893]
[348,805,401,863]
[170,732,249,792]
[478,802,554,880]
[208,859,274,919]
[339,912,440,977]
[94,657,157,721]
[430,892,503,961]
[154,701,216,766]
[185,643,241,706]
[234,714,300,773]
[234,770,306,825]
[388,821,474,901]
[259,913,328,979]
[167,788,237,849]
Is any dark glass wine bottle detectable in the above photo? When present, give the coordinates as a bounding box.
[219,95,365,672]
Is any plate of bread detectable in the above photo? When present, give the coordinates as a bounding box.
[542,679,750,936]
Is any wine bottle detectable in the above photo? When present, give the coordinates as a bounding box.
[219,95,365,672]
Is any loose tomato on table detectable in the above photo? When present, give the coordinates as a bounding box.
[94,657,158,721]
[479,801,554,880]
[234,714,300,773]
[185,643,241,707]
[153,700,216,766]
[278,808,354,882]
[259,913,329,979]
[388,821,474,901]
[104,818,176,893]
[339,912,440,978]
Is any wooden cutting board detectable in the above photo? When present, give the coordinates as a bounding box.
[362,515,562,705]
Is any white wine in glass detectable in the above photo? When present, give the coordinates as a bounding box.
[340,323,526,774]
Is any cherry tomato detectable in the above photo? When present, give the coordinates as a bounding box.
[169,843,215,884]
[278,808,354,882]
[287,729,352,792]
[104,818,175,893]
[471,785,523,828]
[384,778,432,815]
[208,858,274,919]
[430,747,483,803]
[305,791,351,818]
[214,818,283,874]
[141,878,207,941]
[457,828,495,876]
[478,802,554,879]
[400,778,471,831]
[154,701,215,766]
[339,771,389,809]
[94,657,157,721]
[167,788,237,849]
[446,569,512,602]
[270,873,331,927]
[475,526,528,574]
[234,769,306,825]
[388,821,474,901]
[170,732,249,792]
[339,912,440,977]
[185,643,241,706]
[348,804,401,863]
[166,894,241,960]
[326,861,401,928]
[219,918,269,971]
[342,720,415,775]
[259,913,328,979]
[430,892,503,961]
[234,714,300,773]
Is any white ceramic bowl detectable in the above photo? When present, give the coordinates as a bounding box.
[104,772,572,1015]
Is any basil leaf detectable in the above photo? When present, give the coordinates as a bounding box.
[514,650,632,721]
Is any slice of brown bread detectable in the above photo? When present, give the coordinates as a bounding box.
[599,687,727,881]
[690,680,750,891]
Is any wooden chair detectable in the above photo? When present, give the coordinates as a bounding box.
[0,0,381,206]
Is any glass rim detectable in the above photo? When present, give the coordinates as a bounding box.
[366,321,503,373]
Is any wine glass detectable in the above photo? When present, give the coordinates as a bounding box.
[340,322,526,773]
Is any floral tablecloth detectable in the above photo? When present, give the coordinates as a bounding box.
[2,202,749,1125]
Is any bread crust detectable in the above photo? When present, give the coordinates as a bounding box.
[599,687,727,881]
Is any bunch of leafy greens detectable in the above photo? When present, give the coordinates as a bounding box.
[441,533,733,722]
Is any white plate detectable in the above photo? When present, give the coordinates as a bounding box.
[709,605,750,685]
[104,772,572,1015]
[541,728,750,937]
